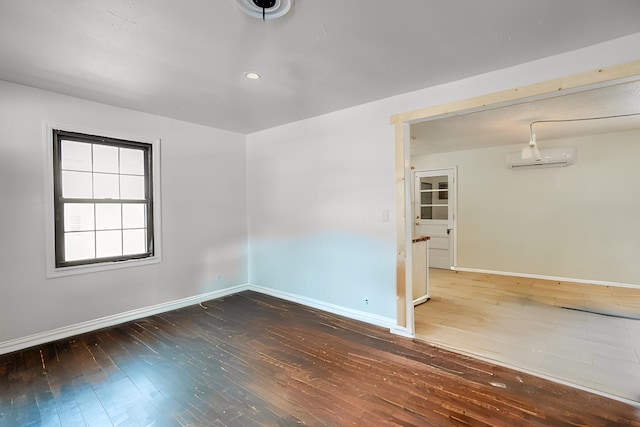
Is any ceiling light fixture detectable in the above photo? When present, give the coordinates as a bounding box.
[523,112,640,160]
[235,0,293,21]
[244,72,261,80]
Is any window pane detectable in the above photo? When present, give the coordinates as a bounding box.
[420,207,433,220]
[120,148,144,175]
[420,206,448,220]
[436,192,449,204]
[65,231,95,261]
[420,179,433,191]
[120,175,145,199]
[122,204,146,229]
[61,140,92,172]
[62,171,92,198]
[93,144,119,173]
[96,230,122,258]
[433,206,448,220]
[123,229,146,255]
[420,192,433,204]
[64,203,95,231]
[95,204,122,230]
[94,173,119,199]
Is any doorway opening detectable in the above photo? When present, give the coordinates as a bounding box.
[391,60,640,403]
[391,60,640,335]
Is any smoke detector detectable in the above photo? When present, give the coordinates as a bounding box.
[235,0,293,20]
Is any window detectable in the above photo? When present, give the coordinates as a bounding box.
[52,129,155,268]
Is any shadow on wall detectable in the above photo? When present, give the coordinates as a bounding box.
[249,232,396,319]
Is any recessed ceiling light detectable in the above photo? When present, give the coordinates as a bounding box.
[244,72,261,80]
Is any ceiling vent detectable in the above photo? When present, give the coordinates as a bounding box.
[235,0,293,20]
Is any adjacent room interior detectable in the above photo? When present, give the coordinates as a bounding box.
[406,79,640,402]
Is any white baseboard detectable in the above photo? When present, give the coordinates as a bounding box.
[248,284,397,330]
[389,326,415,338]
[0,284,250,355]
[0,284,399,356]
[453,267,640,289]
[413,295,430,306]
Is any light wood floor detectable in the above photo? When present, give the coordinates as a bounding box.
[414,269,640,404]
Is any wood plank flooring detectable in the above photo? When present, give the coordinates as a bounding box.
[2,291,640,426]
[415,269,640,404]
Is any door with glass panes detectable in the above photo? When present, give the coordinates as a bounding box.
[413,169,455,269]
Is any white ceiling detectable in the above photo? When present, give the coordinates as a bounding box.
[410,79,640,156]
[1,1,640,134]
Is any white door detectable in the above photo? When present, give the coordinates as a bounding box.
[413,168,455,269]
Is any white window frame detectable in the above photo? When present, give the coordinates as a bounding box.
[44,122,162,278]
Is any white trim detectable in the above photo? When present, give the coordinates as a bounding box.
[43,121,163,278]
[0,283,397,356]
[390,326,415,338]
[248,284,397,330]
[403,122,415,335]
[413,295,430,306]
[454,267,640,289]
[452,166,458,268]
[0,284,250,355]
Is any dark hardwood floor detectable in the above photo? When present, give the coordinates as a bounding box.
[1,291,639,426]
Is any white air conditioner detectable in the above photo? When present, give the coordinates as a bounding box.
[506,146,577,170]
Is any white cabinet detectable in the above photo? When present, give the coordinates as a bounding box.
[412,236,430,305]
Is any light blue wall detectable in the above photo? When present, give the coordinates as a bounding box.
[246,104,398,320]
[250,233,396,318]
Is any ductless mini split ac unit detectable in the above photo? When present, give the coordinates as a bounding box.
[506,146,577,170]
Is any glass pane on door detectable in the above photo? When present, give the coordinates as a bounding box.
[437,182,449,202]
[418,175,449,220]
[420,206,449,220]
[420,191,433,204]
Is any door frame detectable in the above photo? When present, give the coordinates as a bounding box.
[413,167,457,269]
[390,60,640,335]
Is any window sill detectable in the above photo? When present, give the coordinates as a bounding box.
[46,255,161,279]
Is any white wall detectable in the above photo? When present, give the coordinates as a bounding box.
[247,33,640,321]
[412,130,640,285]
[0,81,248,344]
